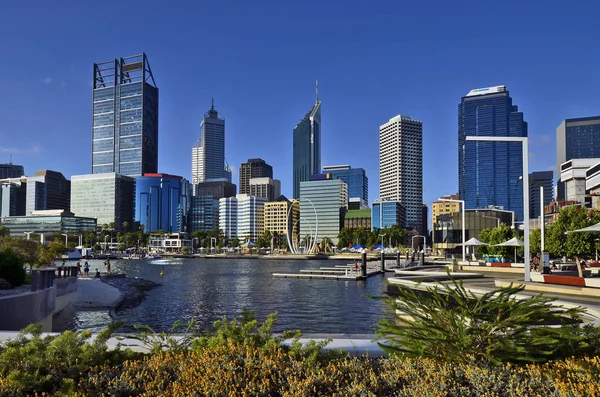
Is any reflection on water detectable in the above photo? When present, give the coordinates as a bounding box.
[73,258,392,334]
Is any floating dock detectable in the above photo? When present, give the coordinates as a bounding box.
[273,264,383,280]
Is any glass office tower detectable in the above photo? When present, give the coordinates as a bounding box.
[192,100,230,184]
[322,165,368,203]
[92,53,158,177]
[293,83,321,199]
[556,116,600,200]
[458,86,527,221]
[135,174,190,233]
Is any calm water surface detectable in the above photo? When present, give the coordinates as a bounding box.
[74,257,393,334]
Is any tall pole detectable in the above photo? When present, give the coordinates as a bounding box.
[540,185,544,252]
[523,139,530,282]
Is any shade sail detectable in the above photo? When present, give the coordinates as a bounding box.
[565,222,600,234]
[494,237,525,247]
[459,237,488,246]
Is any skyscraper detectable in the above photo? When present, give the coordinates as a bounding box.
[239,158,273,194]
[92,53,158,177]
[192,100,231,184]
[556,116,600,200]
[25,170,71,215]
[458,85,527,221]
[529,171,553,219]
[379,115,423,231]
[0,163,24,179]
[322,165,368,204]
[292,83,321,199]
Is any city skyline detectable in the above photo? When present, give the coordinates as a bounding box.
[1,1,598,213]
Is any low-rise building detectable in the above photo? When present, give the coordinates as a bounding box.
[344,209,371,230]
[0,209,97,236]
[263,196,298,249]
[148,232,192,253]
[371,200,405,230]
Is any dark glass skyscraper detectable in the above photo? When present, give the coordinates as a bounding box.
[556,116,600,200]
[529,171,553,219]
[322,165,368,203]
[135,173,190,233]
[293,83,321,199]
[92,53,158,177]
[239,158,273,195]
[458,86,527,221]
[0,163,24,179]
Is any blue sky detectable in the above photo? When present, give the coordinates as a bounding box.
[1,0,599,214]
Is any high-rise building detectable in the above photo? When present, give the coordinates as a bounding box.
[249,177,281,202]
[189,196,219,232]
[25,170,71,215]
[219,196,238,239]
[239,158,273,195]
[264,196,299,248]
[379,115,423,231]
[556,116,600,200]
[237,194,267,242]
[70,173,135,229]
[458,85,527,221]
[92,53,158,177]
[0,178,26,217]
[192,100,231,184]
[529,171,553,219]
[371,200,406,230]
[322,165,368,204]
[135,173,190,233]
[293,83,321,199]
[299,174,347,245]
[0,163,24,179]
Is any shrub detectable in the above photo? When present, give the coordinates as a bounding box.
[0,278,11,290]
[0,248,25,287]
[376,277,589,365]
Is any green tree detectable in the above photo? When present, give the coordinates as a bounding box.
[0,226,10,237]
[545,206,600,258]
[0,247,26,286]
[231,238,240,248]
[122,221,129,232]
[336,227,352,249]
[530,227,542,255]
[477,224,515,259]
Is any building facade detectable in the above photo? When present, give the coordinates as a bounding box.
[191,101,231,184]
[219,196,238,239]
[239,158,273,195]
[458,85,528,221]
[249,177,281,202]
[0,163,24,179]
[264,196,299,249]
[371,200,406,230]
[529,171,554,219]
[135,173,190,233]
[70,173,135,229]
[293,84,321,199]
[431,194,460,245]
[92,53,158,177]
[379,115,423,231]
[189,196,219,232]
[560,159,600,204]
[556,116,600,200]
[299,175,347,245]
[0,210,96,236]
[344,209,372,230]
[0,178,26,217]
[322,165,368,204]
[25,170,71,215]
[236,194,267,242]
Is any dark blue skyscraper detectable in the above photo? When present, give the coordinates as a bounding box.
[92,53,158,177]
[293,82,321,199]
[322,165,368,203]
[458,86,528,221]
[135,173,190,233]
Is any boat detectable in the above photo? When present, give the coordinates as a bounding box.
[146,254,161,259]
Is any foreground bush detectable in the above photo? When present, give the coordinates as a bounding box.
[377,278,598,365]
[0,248,25,287]
[73,345,600,396]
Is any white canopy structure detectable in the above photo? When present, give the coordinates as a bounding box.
[494,237,525,262]
[564,222,600,234]
[459,237,488,246]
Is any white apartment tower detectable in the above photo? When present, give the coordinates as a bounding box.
[379,115,423,232]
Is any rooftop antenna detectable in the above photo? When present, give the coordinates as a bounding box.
[315,80,319,104]
[211,97,215,110]
[9,154,11,164]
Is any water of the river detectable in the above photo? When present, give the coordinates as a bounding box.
[71,257,393,334]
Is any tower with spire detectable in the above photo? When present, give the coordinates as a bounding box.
[292,81,322,199]
[191,99,230,185]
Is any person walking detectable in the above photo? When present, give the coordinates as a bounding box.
[104,259,111,274]
[76,261,82,275]
[83,261,90,277]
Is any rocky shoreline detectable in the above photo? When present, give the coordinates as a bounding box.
[100,274,160,312]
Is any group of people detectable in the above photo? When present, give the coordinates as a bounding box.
[75,259,111,278]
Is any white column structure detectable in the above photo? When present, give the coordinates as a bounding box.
[439,198,465,262]
[466,136,530,282]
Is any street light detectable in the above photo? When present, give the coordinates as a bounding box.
[61,233,68,245]
[192,237,199,253]
[540,185,545,253]
[480,214,500,228]
[439,197,465,262]
[466,135,530,282]
[379,233,386,249]
[24,231,33,240]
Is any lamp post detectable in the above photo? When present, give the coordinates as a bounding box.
[24,231,33,240]
[193,237,199,253]
[61,233,68,245]
[379,233,386,249]
[439,198,465,262]
[480,214,500,228]
[466,135,530,282]
[104,235,109,253]
[540,186,545,253]
[210,237,217,253]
